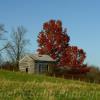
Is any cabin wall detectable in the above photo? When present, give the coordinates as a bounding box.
[48,63,55,73]
[34,61,55,74]
[19,56,35,73]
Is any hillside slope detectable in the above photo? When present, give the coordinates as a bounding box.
[0,70,100,100]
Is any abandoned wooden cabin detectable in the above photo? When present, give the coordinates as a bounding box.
[19,54,56,74]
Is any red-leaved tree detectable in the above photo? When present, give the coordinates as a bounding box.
[37,19,90,73]
[60,46,90,73]
[37,20,70,60]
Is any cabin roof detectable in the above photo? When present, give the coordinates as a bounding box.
[29,54,56,62]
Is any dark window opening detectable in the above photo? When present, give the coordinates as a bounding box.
[39,64,41,73]
[38,63,48,73]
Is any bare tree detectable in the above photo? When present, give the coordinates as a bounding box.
[6,26,29,70]
[0,24,5,36]
[0,24,7,68]
[0,24,7,51]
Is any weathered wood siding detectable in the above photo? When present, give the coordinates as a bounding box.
[19,56,35,73]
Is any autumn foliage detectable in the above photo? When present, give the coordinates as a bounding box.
[37,19,90,73]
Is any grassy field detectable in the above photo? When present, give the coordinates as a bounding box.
[0,70,100,100]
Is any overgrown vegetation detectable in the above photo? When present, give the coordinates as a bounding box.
[0,70,100,100]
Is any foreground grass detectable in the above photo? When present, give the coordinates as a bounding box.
[0,70,100,100]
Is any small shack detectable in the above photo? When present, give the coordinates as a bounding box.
[19,54,56,74]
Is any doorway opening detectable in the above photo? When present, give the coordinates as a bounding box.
[26,68,28,73]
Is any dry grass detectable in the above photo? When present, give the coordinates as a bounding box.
[0,70,100,100]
